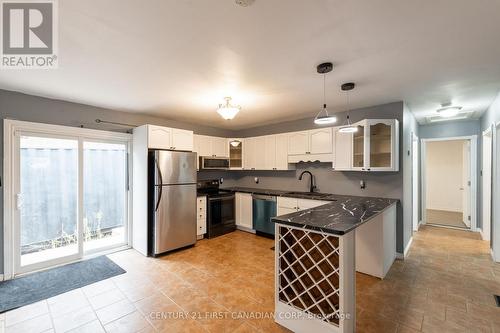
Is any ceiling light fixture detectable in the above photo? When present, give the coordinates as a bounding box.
[229,140,241,147]
[436,104,462,118]
[338,82,358,133]
[314,62,337,125]
[217,97,241,120]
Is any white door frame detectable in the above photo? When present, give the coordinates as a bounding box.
[482,126,493,242]
[412,133,419,231]
[492,122,500,262]
[3,120,132,280]
[420,135,478,231]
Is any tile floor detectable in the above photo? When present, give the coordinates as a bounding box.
[1,226,500,333]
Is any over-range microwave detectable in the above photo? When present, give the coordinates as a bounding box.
[199,156,230,170]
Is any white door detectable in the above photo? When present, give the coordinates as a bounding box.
[244,138,256,170]
[254,136,267,170]
[196,135,212,157]
[171,129,193,151]
[11,129,130,276]
[412,134,419,231]
[275,134,289,170]
[236,193,253,229]
[482,130,493,241]
[462,140,471,227]
[264,135,277,170]
[211,137,228,157]
[334,129,352,170]
[13,134,81,275]
[288,131,309,155]
[309,128,333,154]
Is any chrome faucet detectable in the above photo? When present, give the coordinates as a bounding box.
[298,171,316,193]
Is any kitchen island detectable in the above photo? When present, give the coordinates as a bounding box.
[271,196,397,333]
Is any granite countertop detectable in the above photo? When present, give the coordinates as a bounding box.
[221,186,398,235]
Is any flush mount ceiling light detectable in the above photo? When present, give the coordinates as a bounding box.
[229,140,241,147]
[338,82,358,133]
[436,104,462,118]
[314,62,337,125]
[217,97,241,120]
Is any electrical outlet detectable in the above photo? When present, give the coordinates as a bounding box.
[254,177,259,184]
[220,177,224,184]
[360,180,366,189]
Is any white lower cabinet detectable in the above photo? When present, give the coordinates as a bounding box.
[277,197,329,215]
[197,196,207,237]
[236,192,253,230]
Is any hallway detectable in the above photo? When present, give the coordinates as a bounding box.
[357,226,500,332]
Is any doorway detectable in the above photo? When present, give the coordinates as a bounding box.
[412,133,419,231]
[482,127,493,242]
[422,136,477,230]
[4,120,131,279]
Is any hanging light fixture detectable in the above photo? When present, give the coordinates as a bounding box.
[338,82,358,133]
[314,62,337,125]
[217,97,241,120]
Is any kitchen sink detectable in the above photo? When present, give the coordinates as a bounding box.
[285,191,330,198]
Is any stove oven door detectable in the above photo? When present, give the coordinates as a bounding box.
[207,195,236,238]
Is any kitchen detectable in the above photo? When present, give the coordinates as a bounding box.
[1,1,500,333]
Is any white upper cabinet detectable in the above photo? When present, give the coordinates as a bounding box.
[333,128,353,171]
[211,137,229,157]
[365,119,399,171]
[254,136,267,170]
[275,134,289,170]
[287,128,333,163]
[172,128,194,151]
[309,128,333,154]
[288,131,309,155]
[148,125,172,149]
[147,125,193,151]
[264,135,277,170]
[193,135,228,157]
[333,119,399,172]
[243,137,257,170]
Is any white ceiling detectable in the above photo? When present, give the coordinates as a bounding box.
[1,0,500,129]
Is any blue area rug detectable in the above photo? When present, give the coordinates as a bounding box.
[0,256,126,313]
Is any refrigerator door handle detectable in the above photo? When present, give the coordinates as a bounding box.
[155,158,163,212]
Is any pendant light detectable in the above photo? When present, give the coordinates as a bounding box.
[217,97,241,120]
[338,82,358,133]
[314,62,337,125]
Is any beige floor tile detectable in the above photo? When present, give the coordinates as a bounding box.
[81,279,116,298]
[47,289,89,318]
[88,288,125,310]
[5,313,52,333]
[5,300,48,327]
[52,306,96,333]
[104,311,152,333]
[95,299,136,325]
[66,320,104,333]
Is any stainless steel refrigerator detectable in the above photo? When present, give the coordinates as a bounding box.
[148,150,197,256]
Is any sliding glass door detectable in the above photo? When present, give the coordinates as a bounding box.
[83,141,128,253]
[12,128,130,276]
[17,135,80,270]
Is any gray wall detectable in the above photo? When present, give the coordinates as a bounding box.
[402,103,418,252]
[206,102,407,253]
[418,119,482,228]
[0,89,234,274]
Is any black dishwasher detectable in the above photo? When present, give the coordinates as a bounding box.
[252,194,277,237]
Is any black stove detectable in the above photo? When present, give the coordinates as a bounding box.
[197,180,236,238]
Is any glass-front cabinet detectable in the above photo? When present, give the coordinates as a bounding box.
[348,119,399,172]
[228,138,243,169]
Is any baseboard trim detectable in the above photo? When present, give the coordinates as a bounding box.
[396,237,414,260]
[0,274,4,281]
[479,228,486,240]
[236,226,256,234]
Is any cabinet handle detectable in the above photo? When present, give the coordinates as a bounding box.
[367,168,371,171]
[362,168,365,170]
